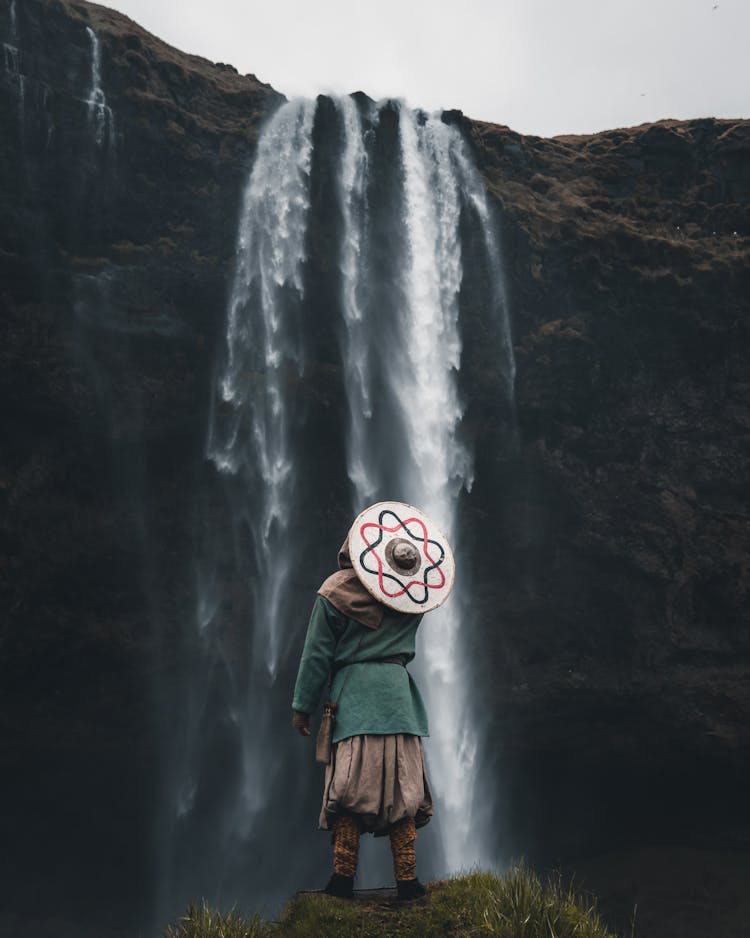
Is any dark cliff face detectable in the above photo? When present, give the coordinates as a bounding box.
[0,0,282,931]
[1,1,749,936]
[464,117,750,936]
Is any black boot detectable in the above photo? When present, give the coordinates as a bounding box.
[397,878,426,900]
[324,873,354,899]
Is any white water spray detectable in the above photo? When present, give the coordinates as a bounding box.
[186,98,319,863]
[332,98,515,870]
[85,26,114,148]
[394,106,481,868]
[209,97,316,678]
[450,139,516,397]
[335,96,380,505]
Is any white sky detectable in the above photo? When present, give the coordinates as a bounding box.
[104,0,749,137]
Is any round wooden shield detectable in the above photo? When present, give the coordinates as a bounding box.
[348,501,455,615]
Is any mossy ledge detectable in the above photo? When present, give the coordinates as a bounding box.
[164,867,621,938]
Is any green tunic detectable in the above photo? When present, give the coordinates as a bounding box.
[292,595,429,743]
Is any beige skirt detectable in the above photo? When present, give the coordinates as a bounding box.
[319,734,433,836]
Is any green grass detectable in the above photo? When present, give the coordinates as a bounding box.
[164,900,272,938]
[165,866,619,938]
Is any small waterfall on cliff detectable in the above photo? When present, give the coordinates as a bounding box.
[3,3,57,152]
[164,93,513,918]
[3,0,24,129]
[85,26,114,150]
[2,40,22,105]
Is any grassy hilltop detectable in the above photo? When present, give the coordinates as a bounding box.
[164,867,622,938]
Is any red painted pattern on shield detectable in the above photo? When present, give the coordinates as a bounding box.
[359,517,446,598]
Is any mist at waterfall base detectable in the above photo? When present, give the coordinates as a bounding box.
[154,94,516,922]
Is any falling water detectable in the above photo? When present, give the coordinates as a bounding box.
[3,39,19,80]
[166,93,513,919]
[3,5,57,150]
[208,97,316,676]
[3,41,16,72]
[331,98,514,870]
[215,97,318,845]
[402,107,516,868]
[4,0,24,128]
[156,100,320,924]
[85,26,114,148]
[393,106,478,868]
[335,95,379,506]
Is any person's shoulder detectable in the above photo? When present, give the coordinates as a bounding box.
[318,568,347,595]
[316,594,352,630]
[316,594,339,615]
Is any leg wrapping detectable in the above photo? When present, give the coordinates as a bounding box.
[389,816,417,881]
[332,815,360,878]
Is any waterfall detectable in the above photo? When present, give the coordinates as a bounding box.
[393,106,478,868]
[4,0,24,129]
[211,95,317,840]
[397,106,515,869]
[3,6,56,150]
[3,39,20,83]
[331,98,514,870]
[85,26,114,149]
[336,95,378,507]
[157,98,319,922]
[208,97,316,676]
[164,92,513,919]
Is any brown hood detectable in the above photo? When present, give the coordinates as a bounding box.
[317,535,385,630]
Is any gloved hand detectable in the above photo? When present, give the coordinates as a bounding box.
[292,709,311,737]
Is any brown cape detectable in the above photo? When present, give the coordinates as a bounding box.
[317,536,385,631]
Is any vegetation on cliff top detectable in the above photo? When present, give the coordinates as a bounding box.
[164,867,619,938]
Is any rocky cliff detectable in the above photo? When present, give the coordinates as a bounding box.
[1,1,748,936]
[464,114,750,938]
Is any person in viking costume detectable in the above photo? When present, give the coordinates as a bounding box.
[291,502,455,901]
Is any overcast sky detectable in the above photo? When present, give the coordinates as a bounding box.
[104,0,748,137]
